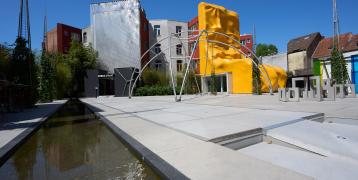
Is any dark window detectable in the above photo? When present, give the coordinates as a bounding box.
[155,60,162,70]
[144,24,148,32]
[247,39,251,43]
[71,33,80,41]
[154,25,160,36]
[64,31,69,37]
[83,32,87,43]
[240,40,245,45]
[177,60,183,72]
[176,26,182,36]
[154,44,161,54]
[176,44,182,55]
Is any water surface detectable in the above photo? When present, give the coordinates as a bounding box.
[0,100,159,180]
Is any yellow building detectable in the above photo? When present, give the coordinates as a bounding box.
[197,2,287,94]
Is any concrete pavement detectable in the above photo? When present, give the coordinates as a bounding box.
[81,94,358,179]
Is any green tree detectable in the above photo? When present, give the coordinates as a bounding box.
[256,44,278,57]
[330,47,349,84]
[53,54,72,99]
[39,51,54,102]
[10,37,38,106]
[252,58,261,95]
[66,40,98,97]
[0,43,11,79]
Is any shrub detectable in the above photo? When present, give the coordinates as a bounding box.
[142,69,169,86]
[134,85,178,96]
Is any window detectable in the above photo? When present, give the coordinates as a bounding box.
[176,26,182,36]
[144,23,148,32]
[240,40,245,45]
[64,31,69,37]
[154,44,161,54]
[176,44,182,55]
[71,33,80,41]
[155,60,162,70]
[247,39,251,43]
[83,32,87,43]
[154,25,161,36]
[177,60,183,72]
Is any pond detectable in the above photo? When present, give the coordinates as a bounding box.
[0,100,159,179]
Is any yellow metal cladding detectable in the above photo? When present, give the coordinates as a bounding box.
[198,2,286,93]
[260,65,287,92]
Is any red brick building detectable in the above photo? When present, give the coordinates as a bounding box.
[140,9,150,68]
[188,17,200,73]
[188,17,254,73]
[240,34,253,57]
[46,23,82,54]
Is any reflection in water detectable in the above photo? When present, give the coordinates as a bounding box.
[0,100,159,180]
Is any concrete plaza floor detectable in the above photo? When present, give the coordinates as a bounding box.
[82,94,358,179]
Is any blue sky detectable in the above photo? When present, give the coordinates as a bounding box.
[0,0,357,53]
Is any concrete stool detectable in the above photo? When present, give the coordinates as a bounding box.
[288,88,299,102]
[334,84,345,99]
[278,88,288,102]
[307,76,322,101]
[322,79,335,101]
[292,77,308,98]
[344,84,356,98]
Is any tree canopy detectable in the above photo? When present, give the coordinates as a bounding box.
[330,48,349,84]
[38,40,98,100]
[0,44,11,79]
[256,44,278,57]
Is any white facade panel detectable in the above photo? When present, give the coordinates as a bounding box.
[149,20,189,76]
[82,27,93,47]
[91,1,141,73]
[262,53,288,71]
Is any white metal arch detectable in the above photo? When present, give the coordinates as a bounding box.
[129,30,274,102]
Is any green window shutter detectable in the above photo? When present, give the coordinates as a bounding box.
[313,60,321,76]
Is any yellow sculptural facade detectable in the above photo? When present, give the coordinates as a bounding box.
[198,2,287,93]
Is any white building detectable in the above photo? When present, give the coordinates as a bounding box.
[90,0,142,73]
[148,20,189,77]
[82,27,93,47]
[312,33,358,86]
[262,53,288,71]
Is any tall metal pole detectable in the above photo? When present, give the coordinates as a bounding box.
[26,0,31,50]
[333,0,340,50]
[253,24,257,54]
[18,0,23,38]
[17,0,31,50]
[42,13,48,51]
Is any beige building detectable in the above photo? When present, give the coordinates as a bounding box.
[287,32,323,76]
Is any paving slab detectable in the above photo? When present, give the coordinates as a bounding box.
[268,120,358,161]
[81,94,358,179]
[240,142,358,180]
[93,97,318,142]
[82,98,312,180]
